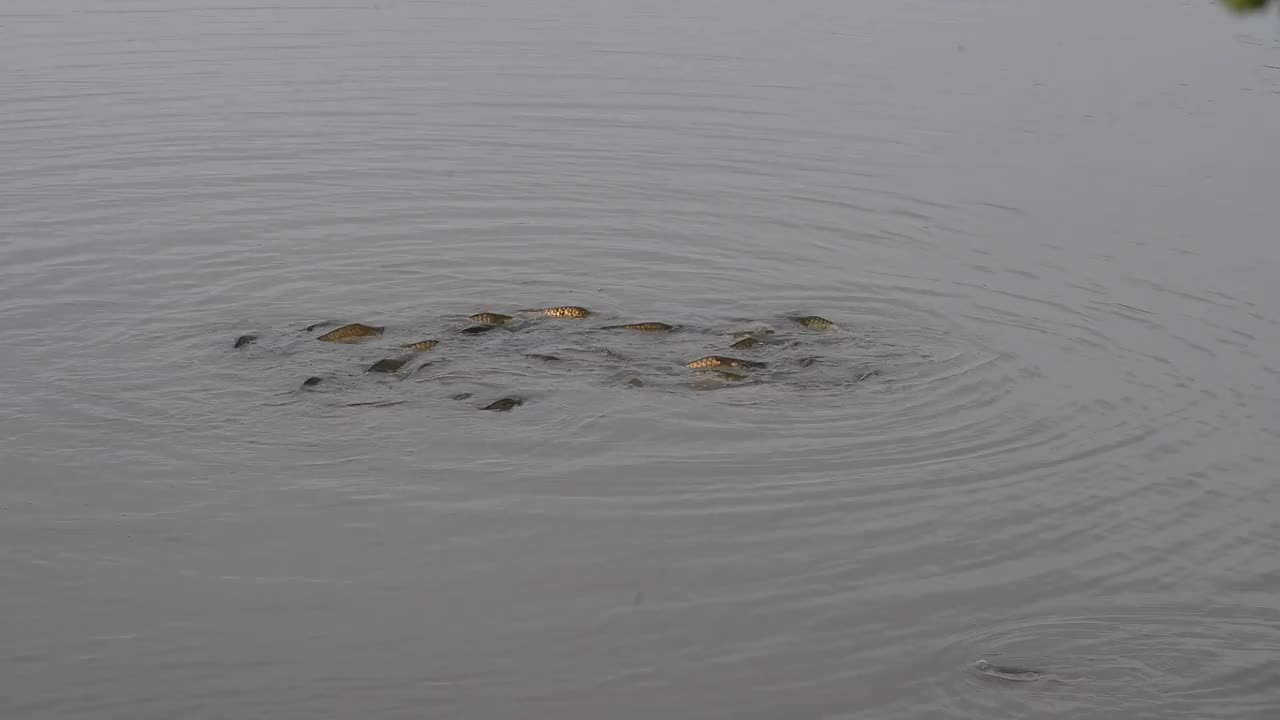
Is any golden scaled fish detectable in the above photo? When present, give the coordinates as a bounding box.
[790,315,835,331]
[538,306,591,318]
[468,312,512,325]
[686,355,767,370]
[600,322,674,332]
[316,323,384,342]
[402,340,439,352]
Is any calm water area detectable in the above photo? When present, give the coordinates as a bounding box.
[3,1,1280,718]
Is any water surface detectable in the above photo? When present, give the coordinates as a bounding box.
[3,1,1280,718]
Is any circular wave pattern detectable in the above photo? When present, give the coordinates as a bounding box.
[927,602,1280,719]
[2,1,1279,719]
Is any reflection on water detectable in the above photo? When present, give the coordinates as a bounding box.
[2,0,1280,719]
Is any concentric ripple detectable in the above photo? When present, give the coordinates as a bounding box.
[925,601,1280,719]
[3,1,1280,719]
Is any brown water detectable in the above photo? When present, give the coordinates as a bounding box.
[3,1,1280,718]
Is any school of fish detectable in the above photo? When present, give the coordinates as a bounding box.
[235,306,850,411]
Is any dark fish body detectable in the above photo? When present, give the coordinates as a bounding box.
[798,357,817,367]
[302,376,323,387]
[451,392,473,401]
[626,378,645,387]
[601,322,674,332]
[712,369,749,381]
[468,312,512,325]
[482,397,523,411]
[791,315,835,330]
[524,353,561,362]
[540,306,590,318]
[729,336,759,349]
[234,334,257,349]
[402,340,439,352]
[460,325,495,334]
[686,355,767,370]
[317,323,384,342]
[367,357,409,373]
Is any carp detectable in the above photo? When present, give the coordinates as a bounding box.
[482,397,523,411]
[367,357,409,373]
[790,315,835,331]
[538,306,590,318]
[686,355,767,370]
[317,323,384,342]
[600,322,674,332]
[468,312,512,325]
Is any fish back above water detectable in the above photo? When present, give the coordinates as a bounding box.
[601,322,674,331]
[317,323,384,342]
[468,312,513,325]
[536,306,591,318]
[687,355,767,370]
[790,315,835,331]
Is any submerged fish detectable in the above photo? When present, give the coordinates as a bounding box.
[524,353,561,362]
[482,397,523,411]
[585,346,630,362]
[367,357,409,373]
[712,369,749,381]
[686,355,767,370]
[459,325,495,335]
[347,400,408,408]
[600,322,674,332]
[974,660,1055,682]
[301,376,323,388]
[729,336,759,349]
[468,312,512,325]
[402,340,439,352]
[317,323,384,342]
[233,334,257,349]
[790,315,835,330]
[538,306,590,318]
[451,392,473,401]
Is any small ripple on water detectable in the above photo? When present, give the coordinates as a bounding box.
[928,602,1280,719]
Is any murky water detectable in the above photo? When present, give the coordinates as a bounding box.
[3,1,1280,718]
